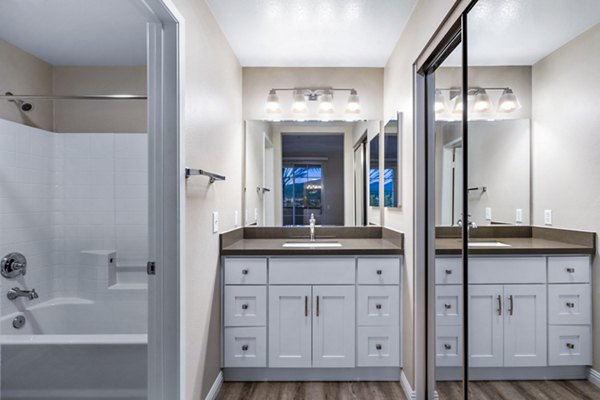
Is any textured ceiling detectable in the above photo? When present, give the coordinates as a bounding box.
[0,0,148,66]
[206,0,417,67]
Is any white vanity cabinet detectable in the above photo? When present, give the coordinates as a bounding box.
[435,255,592,376]
[222,255,402,378]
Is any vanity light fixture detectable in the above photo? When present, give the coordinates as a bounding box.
[437,87,521,115]
[264,87,361,117]
[497,88,522,113]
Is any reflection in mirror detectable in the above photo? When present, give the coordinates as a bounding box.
[244,120,381,226]
[435,119,530,226]
[369,133,380,207]
[384,113,402,208]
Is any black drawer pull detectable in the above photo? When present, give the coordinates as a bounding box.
[376,269,383,275]
[445,269,452,274]
[376,304,382,310]
[566,267,575,273]
[242,344,249,351]
[376,344,382,350]
[566,302,575,308]
[241,304,249,310]
[566,343,575,350]
[444,344,452,350]
[242,269,249,275]
[444,303,452,310]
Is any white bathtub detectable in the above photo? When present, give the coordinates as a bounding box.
[0,297,147,400]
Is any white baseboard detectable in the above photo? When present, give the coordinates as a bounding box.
[205,371,224,400]
[589,368,600,390]
[400,370,417,400]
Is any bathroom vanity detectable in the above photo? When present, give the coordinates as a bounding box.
[220,227,404,381]
[434,226,595,381]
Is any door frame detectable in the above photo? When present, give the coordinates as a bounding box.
[414,1,477,398]
[141,0,185,398]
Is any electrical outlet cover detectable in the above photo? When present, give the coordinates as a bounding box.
[544,209,552,225]
[516,209,523,223]
[485,207,492,220]
[212,211,219,233]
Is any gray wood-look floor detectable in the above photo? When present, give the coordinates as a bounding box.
[437,380,600,400]
[215,381,407,400]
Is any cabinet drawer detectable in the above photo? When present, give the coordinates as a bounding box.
[548,284,591,325]
[436,325,462,367]
[224,286,266,327]
[357,326,400,367]
[548,257,590,283]
[224,258,267,285]
[548,326,592,366]
[435,257,462,285]
[357,258,400,285]
[436,285,462,326]
[357,286,399,326]
[224,327,267,367]
[469,257,546,284]
[269,258,355,284]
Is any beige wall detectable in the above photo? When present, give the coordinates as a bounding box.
[170,0,243,398]
[383,0,459,387]
[0,38,53,131]
[531,23,600,371]
[53,66,147,133]
[243,67,384,121]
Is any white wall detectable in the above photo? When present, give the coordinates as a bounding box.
[531,23,600,370]
[243,67,383,121]
[383,0,459,387]
[169,0,243,398]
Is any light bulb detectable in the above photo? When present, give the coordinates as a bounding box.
[434,90,446,113]
[291,91,308,114]
[265,89,282,114]
[497,88,521,113]
[345,90,360,114]
[318,91,334,114]
[473,89,493,112]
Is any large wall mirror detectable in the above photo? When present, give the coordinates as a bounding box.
[368,133,380,207]
[244,120,381,227]
[384,113,402,208]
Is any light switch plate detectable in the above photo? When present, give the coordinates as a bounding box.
[516,209,523,223]
[212,211,219,233]
[485,207,492,220]
[544,209,552,225]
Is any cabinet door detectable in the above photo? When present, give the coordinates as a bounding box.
[312,286,356,368]
[503,284,547,367]
[468,285,503,367]
[268,286,312,368]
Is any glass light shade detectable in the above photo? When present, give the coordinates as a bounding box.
[434,90,446,113]
[497,88,522,113]
[318,91,335,114]
[265,90,282,114]
[473,89,493,112]
[291,91,308,113]
[345,91,360,114]
[452,94,464,114]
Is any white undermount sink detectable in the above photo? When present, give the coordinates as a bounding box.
[468,241,511,247]
[282,241,343,248]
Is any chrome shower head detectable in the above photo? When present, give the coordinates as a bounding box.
[5,92,34,113]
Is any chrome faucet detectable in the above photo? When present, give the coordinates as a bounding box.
[309,213,316,242]
[457,214,477,229]
[7,287,38,301]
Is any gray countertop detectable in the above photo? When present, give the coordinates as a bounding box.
[221,237,404,256]
[436,236,595,255]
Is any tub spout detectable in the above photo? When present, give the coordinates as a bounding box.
[7,287,38,301]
